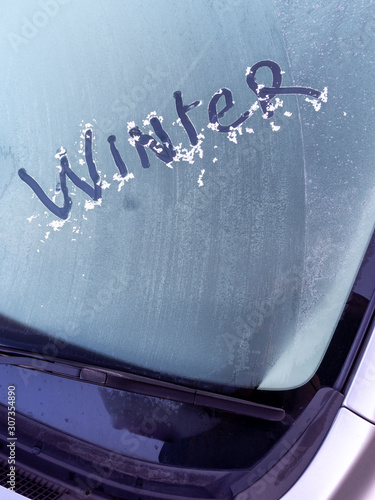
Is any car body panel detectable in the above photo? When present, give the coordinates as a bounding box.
[344,322,375,424]
[280,407,375,500]
[0,486,28,500]
[280,321,375,500]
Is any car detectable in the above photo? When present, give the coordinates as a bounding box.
[0,1,374,499]
[0,486,28,500]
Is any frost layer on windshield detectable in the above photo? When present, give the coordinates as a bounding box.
[0,0,373,390]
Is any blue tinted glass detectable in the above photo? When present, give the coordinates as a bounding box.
[1,0,374,389]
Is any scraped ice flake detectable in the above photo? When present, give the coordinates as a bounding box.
[48,219,67,231]
[84,199,102,211]
[306,87,328,111]
[228,131,237,143]
[173,134,204,164]
[54,147,66,159]
[127,121,136,133]
[212,157,218,163]
[306,97,322,111]
[207,122,219,132]
[249,101,260,114]
[284,111,292,117]
[198,169,205,187]
[102,180,111,189]
[227,127,242,143]
[44,231,50,239]
[27,214,38,222]
[246,127,254,134]
[113,172,134,192]
[142,111,163,127]
[266,97,283,113]
[321,87,328,102]
[270,122,280,132]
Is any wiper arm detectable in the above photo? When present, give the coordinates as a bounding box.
[0,347,285,421]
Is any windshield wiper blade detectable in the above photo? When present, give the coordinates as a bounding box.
[0,347,285,421]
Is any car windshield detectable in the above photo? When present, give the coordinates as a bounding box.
[1,0,374,391]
